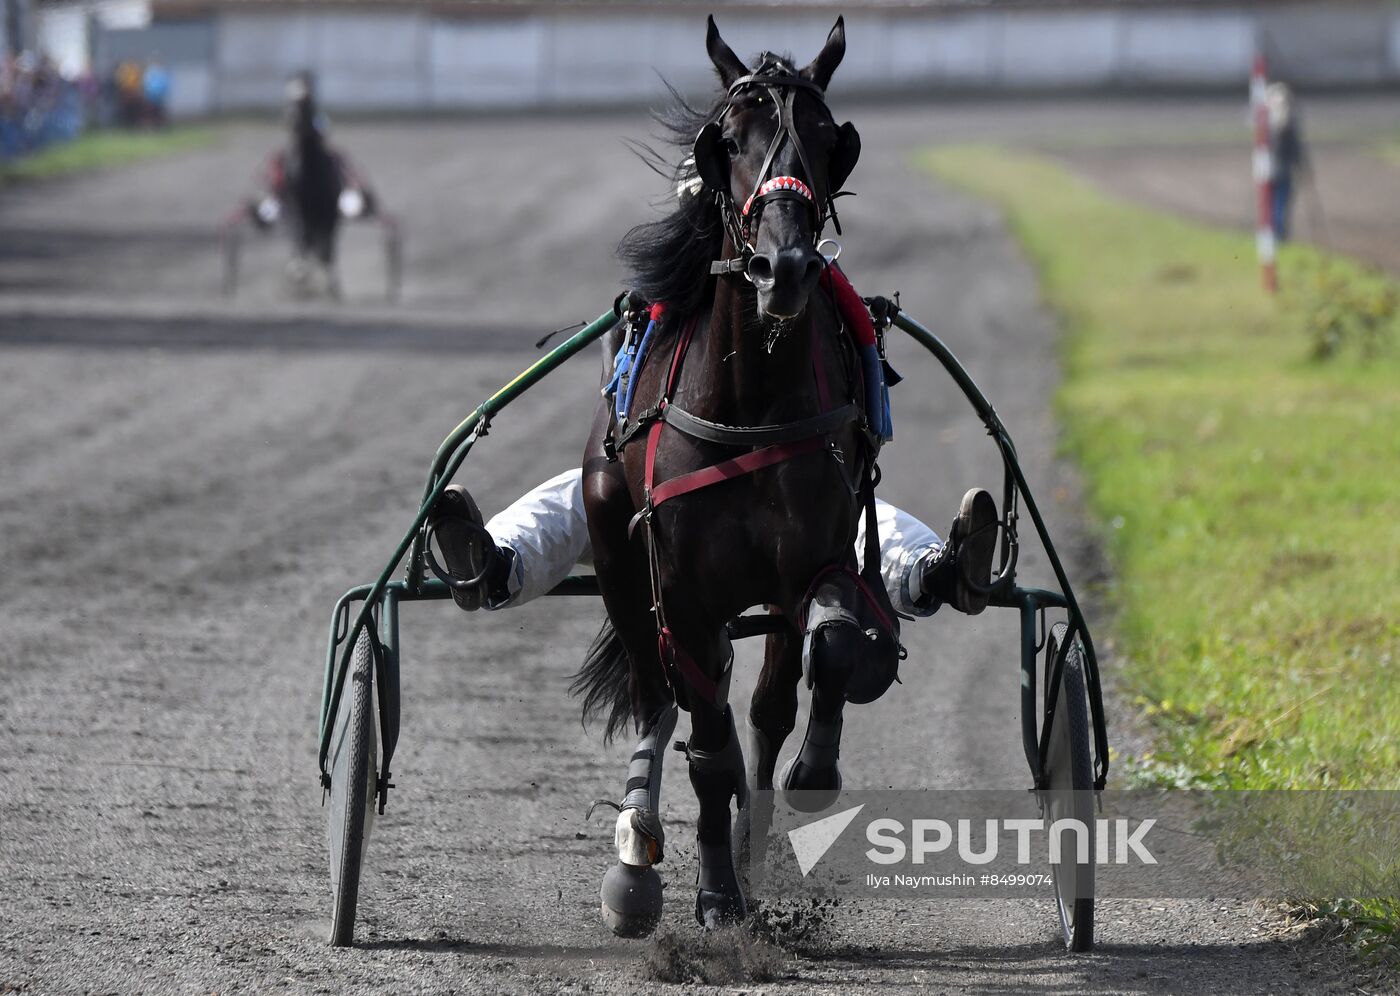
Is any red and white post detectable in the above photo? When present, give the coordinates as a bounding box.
[1250,50,1277,294]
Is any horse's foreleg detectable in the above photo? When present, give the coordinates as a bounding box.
[686,685,748,928]
[589,567,674,938]
[584,400,680,938]
[780,570,901,812]
[600,695,675,938]
[616,701,677,861]
[737,625,802,890]
[749,625,802,791]
[316,226,341,300]
[779,655,847,812]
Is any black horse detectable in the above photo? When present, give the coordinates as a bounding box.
[575,17,897,934]
[277,73,345,297]
[222,72,400,300]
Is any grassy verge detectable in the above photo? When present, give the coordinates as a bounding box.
[0,126,216,184]
[920,146,1399,952]
[1381,137,1400,168]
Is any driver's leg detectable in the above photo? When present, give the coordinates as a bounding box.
[484,468,590,606]
[434,469,994,617]
[860,490,998,617]
[429,469,589,611]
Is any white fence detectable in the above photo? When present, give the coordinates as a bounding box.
[83,3,1400,118]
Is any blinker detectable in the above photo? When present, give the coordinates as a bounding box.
[692,121,728,194]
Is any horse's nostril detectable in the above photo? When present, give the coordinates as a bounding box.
[801,256,822,287]
[747,254,776,284]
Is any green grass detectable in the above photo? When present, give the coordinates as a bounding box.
[0,126,215,183]
[920,145,1400,793]
[920,144,1400,959]
[1381,136,1400,168]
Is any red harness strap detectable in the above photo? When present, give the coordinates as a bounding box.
[643,312,835,512]
[799,563,897,636]
[818,263,877,349]
[658,627,719,706]
[638,305,858,707]
[648,426,826,508]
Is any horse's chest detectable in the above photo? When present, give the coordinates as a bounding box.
[659,455,858,575]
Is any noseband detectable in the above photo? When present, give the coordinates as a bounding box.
[702,63,844,278]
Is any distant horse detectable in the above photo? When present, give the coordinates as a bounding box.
[575,17,894,934]
[222,72,400,300]
[276,73,346,297]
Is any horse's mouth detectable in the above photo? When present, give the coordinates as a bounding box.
[745,306,797,352]
[755,286,812,323]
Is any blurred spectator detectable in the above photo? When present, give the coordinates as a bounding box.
[0,49,85,162]
[0,48,179,165]
[142,56,170,127]
[1267,83,1308,242]
[114,58,143,127]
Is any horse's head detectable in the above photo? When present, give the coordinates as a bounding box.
[693,16,861,320]
[284,71,319,136]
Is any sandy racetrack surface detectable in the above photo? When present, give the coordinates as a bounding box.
[0,102,1367,994]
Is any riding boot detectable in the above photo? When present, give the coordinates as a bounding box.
[915,487,998,615]
[427,485,514,610]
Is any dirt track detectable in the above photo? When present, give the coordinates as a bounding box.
[0,101,1368,994]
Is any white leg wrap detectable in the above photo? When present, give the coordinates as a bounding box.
[615,808,664,867]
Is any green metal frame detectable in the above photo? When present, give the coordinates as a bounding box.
[316,298,1110,809]
[317,303,623,797]
[892,307,1109,789]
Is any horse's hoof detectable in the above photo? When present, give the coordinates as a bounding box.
[600,862,664,938]
[694,887,747,930]
[779,756,842,813]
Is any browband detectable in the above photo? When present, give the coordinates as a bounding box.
[727,73,824,97]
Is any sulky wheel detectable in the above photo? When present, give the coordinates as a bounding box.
[326,622,379,947]
[1041,622,1095,952]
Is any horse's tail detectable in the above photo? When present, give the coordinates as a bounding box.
[569,617,633,743]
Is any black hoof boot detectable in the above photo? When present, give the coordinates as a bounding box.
[778,753,842,813]
[780,675,844,813]
[600,862,664,938]
[695,879,746,930]
[688,712,748,930]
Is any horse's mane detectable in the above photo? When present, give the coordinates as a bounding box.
[616,80,726,320]
[618,54,802,320]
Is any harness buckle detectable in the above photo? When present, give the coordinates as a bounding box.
[627,501,653,540]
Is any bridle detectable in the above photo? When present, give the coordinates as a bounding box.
[696,58,849,279]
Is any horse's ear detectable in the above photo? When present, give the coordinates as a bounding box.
[706,15,747,89]
[693,121,729,194]
[801,16,846,91]
[829,121,860,193]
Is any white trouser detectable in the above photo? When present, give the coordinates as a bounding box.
[486,468,943,616]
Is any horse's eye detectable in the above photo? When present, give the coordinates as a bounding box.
[721,137,740,156]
